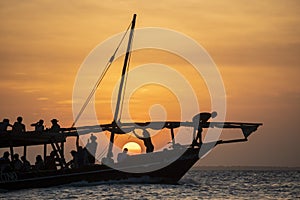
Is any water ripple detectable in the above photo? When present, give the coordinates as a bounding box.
[0,169,299,199]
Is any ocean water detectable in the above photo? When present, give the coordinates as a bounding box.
[0,168,299,199]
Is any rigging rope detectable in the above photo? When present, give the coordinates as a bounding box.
[71,22,132,127]
[96,24,135,160]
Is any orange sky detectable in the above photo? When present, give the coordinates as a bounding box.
[0,1,299,166]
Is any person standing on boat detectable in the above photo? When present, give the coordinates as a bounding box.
[192,111,218,146]
[12,116,26,134]
[0,118,12,133]
[133,129,154,153]
[85,134,98,164]
[49,119,60,133]
[31,119,44,133]
[77,146,88,167]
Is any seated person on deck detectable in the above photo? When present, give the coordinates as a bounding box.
[34,155,45,170]
[117,148,128,163]
[20,156,31,172]
[31,119,45,133]
[12,153,23,171]
[12,116,26,134]
[49,119,60,133]
[67,150,79,169]
[44,151,57,170]
[0,118,12,134]
[0,151,11,172]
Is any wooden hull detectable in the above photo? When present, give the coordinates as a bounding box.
[0,147,200,190]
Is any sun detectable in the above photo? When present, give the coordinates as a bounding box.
[122,142,142,155]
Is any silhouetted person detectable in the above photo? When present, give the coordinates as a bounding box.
[77,146,88,167]
[12,116,26,134]
[192,111,218,146]
[31,119,44,133]
[34,155,45,170]
[117,148,128,163]
[68,150,79,169]
[0,118,12,133]
[12,153,23,171]
[0,151,10,162]
[85,134,98,164]
[0,151,11,172]
[21,156,31,172]
[50,119,60,133]
[133,129,154,153]
[44,151,57,170]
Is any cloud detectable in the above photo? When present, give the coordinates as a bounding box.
[36,97,48,101]
[56,100,73,105]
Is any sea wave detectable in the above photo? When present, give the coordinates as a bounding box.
[1,168,299,200]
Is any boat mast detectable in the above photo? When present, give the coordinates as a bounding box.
[106,14,137,159]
